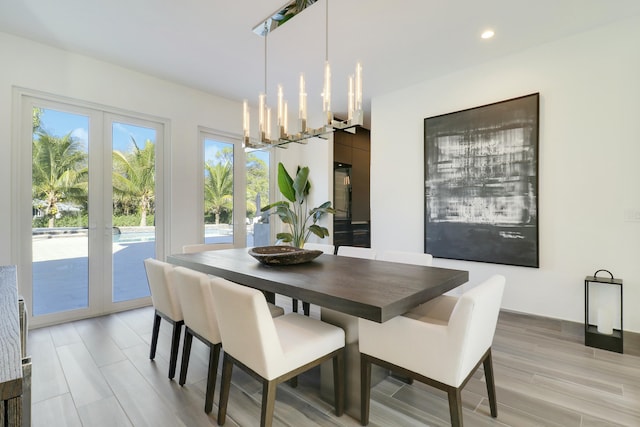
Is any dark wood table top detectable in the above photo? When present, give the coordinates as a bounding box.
[167,248,468,323]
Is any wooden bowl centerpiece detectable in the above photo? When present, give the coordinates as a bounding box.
[248,246,322,265]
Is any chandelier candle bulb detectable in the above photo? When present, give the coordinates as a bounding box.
[266,107,272,143]
[283,101,288,136]
[347,75,354,122]
[354,62,363,119]
[299,73,307,132]
[277,85,285,137]
[323,60,332,125]
[242,100,250,146]
[258,93,266,142]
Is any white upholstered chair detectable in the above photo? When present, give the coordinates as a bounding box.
[336,246,376,259]
[171,266,222,413]
[376,250,434,383]
[143,258,183,380]
[303,242,335,255]
[378,250,433,266]
[359,275,506,426]
[210,277,346,427]
[171,267,285,413]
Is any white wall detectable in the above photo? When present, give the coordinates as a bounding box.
[371,16,640,332]
[0,31,242,261]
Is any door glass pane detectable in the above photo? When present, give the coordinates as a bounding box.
[247,150,270,247]
[204,139,234,244]
[32,108,89,315]
[112,122,156,302]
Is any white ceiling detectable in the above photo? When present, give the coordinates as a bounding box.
[2,0,640,126]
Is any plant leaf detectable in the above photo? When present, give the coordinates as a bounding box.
[276,232,293,242]
[270,163,335,245]
[277,162,295,202]
[272,204,291,221]
[261,200,288,212]
[316,201,333,210]
[298,166,311,196]
[308,224,329,238]
[309,201,336,222]
[292,166,309,204]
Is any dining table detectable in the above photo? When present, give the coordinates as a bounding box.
[167,248,469,419]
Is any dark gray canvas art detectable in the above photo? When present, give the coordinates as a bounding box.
[424,93,539,267]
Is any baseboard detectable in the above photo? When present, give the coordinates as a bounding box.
[499,309,640,357]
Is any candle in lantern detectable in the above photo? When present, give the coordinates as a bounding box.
[597,307,614,335]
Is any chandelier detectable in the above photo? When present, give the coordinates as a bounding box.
[243,0,363,149]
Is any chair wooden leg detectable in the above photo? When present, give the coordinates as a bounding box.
[205,343,221,413]
[179,330,193,386]
[217,354,234,426]
[483,349,498,418]
[261,379,277,427]
[360,354,372,426]
[287,376,298,388]
[302,301,310,316]
[333,350,344,416]
[447,387,463,427]
[149,312,161,359]
[292,298,299,313]
[168,321,182,379]
[390,371,413,384]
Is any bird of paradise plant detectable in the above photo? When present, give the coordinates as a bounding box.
[261,162,335,248]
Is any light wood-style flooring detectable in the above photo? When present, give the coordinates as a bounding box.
[29,299,640,426]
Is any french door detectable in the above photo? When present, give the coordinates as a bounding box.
[198,128,273,248]
[16,93,167,326]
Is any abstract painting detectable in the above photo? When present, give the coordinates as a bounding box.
[424,93,539,267]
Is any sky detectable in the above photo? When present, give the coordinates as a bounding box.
[38,108,156,153]
[38,107,269,165]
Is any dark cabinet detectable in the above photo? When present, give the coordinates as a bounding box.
[333,127,370,247]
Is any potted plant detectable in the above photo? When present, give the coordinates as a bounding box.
[261,162,335,248]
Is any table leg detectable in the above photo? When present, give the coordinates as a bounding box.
[263,291,275,304]
[320,308,387,421]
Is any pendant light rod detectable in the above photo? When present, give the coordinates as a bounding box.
[325,0,329,62]
[258,22,271,144]
[264,27,268,94]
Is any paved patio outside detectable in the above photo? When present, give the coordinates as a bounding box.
[31,227,253,316]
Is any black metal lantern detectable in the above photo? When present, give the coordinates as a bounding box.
[584,269,623,353]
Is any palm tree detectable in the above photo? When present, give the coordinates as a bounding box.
[246,152,269,218]
[33,107,43,132]
[32,131,88,227]
[204,160,233,224]
[112,138,155,227]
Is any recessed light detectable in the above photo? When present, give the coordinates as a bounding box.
[481,29,495,39]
